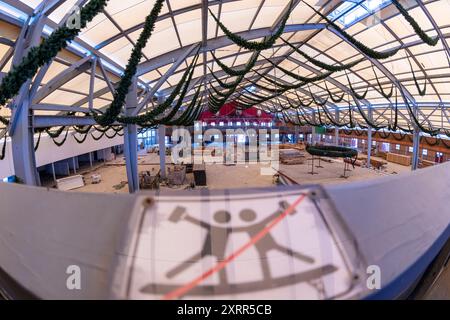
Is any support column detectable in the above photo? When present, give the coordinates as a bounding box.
[411,130,420,171]
[411,100,421,171]
[89,152,93,168]
[124,78,139,193]
[311,112,316,145]
[334,109,340,146]
[11,96,41,185]
[10,14,46,186]
[367,127,372,169]
[294,125,299,143]
[367,107,373,169]
[159,125,166,179]
[72,157,77,174]
[51,163,56,182]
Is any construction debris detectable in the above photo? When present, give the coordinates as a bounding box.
[139,169,160,189]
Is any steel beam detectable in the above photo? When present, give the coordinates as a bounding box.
[137,23,326,75]
[123,78,139,193]
[9,14,46,185]
[135,42,201,115]
[367,107,373,169]
[33,56,91,103]
[416,0,450,60]
[328,27,416,104]
[158,125,167,179]
[411,130,420,171]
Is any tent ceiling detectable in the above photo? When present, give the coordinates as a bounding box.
[0,0,449,130]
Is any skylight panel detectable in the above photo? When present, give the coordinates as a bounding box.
[327,0,392,28]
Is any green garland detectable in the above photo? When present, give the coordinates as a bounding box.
[306,145,358,159]
[34,131,42,151]
[308,85,328,106]
[208,1,293,51]
[372,65,393,99]
[407,54,427,96]
[73,132,89,144]
[0,132,7,160]
[51,128,70,147]
[324,81,345,103]
[166,85,202,126]
[0,116,10,126]
[0,0,109,107]
[265,58,333,83]
[293,90,314,107]
[305,3,399,60]
[209,67,238,89]
[280,37,365,72]
[345,71,368,100]
[399,87,440,135]
[119,52,199,125]
[212,51,259,77]
[94,0,165,126]
[208,52,260,112]
[391,0,438,47]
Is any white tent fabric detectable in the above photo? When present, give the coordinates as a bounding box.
[0,0,448,131]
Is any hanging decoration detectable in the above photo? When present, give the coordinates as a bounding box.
[280,38,365,72]
[208,1,293,51]
[406,52,427,96]
[324,82,345,103]
[390,0,439,47]
[0,0,110,107]
[372,65,394,99]
[345,71,368,100]
[305,4,399,59]
[264,58,333,83]
[94,0,165,126]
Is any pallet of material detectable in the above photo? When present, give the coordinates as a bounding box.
[419,159,435,168]
[279,149,306,165]
[358,156,388,169]
[386,153,411,166]
[377,151,388,160]
[56,175,85,191]
[279,143,306,151]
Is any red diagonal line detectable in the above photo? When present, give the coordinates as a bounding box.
[162,193,307,300]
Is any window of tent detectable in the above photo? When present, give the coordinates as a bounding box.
[219,122,224,126]
[236,121,241,126]
[395,144,400,150]
[408,146,413,153]
[211,122,216,126]
[422,149,428,156]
